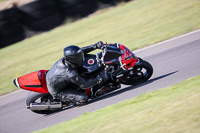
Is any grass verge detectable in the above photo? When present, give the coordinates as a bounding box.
[0,0,200,95]
[35,75,200,133]
[0,0,7,2]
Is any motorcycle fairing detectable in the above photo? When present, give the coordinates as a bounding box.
[102,44,138,69]
[14,70,49,93]
[103,46,123,62]
[119,44,138,69]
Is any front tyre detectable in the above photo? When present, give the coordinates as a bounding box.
[26,92,58,114]
[122,59,153,85]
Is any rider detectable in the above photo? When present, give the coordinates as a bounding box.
[46,41,109,106]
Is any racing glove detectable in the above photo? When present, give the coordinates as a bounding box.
[92,41,105,49]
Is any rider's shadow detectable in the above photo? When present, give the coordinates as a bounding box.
[88,71,178,104]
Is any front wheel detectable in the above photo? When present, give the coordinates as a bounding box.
[122,59,153,85]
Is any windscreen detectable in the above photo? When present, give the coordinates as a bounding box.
[103,46,123,62]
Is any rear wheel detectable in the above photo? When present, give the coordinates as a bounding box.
[26,92,59,114]
[122,59,153,85]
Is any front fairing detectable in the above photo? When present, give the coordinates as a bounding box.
[118,44,138,69]
[101,45,137,69]
[103,46,123,62]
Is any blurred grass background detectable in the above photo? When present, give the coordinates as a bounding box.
[0,0,200,95]
[34,75,200,133]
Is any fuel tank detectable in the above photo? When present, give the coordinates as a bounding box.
[80,54,101,77]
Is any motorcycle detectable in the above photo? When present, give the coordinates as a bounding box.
[13,44,153,114]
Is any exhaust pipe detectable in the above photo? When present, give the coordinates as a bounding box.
[29,102,62,111]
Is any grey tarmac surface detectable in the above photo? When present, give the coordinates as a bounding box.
[0,29,200,133]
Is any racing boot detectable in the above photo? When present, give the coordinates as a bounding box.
[56,88,88,106]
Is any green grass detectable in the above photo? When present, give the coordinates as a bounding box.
[35,75,200,133]
[0,0,7,2]
[0,0,200,95]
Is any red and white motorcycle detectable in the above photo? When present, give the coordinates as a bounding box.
[14,44,153,114]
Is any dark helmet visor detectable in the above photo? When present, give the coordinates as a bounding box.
[65,52,84,67]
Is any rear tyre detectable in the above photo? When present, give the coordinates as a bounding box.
[122,59,153,85]
[26,92,58,114]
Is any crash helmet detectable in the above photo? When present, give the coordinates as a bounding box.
[63,45,84,67]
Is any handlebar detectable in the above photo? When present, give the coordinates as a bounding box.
[96,46,126,79]
[96,45,122,67]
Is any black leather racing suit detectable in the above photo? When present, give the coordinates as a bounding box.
[46,45,102,104]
